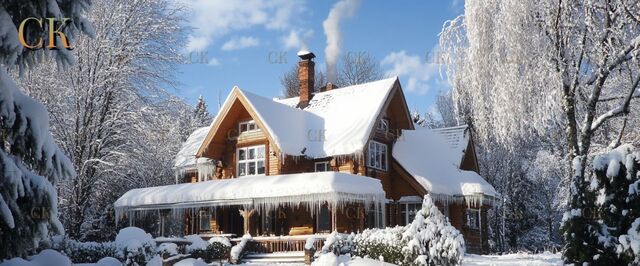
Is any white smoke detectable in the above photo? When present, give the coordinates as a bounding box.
[322,0,360,83]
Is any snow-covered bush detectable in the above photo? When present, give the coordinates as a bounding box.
[184,235,208,253]
[189,236,231,262]
[157,243,178,257]
[351,226,409,265]
[114,227,156,265]
[230,233,252,263]
[320,195,464,265]
[2,249,72,266]
[402,195,465,265]
[578,145,640,265]
[50,236,118,263]
[321,231,354,255]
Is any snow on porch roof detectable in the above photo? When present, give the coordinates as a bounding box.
[393,129,497,201]
[114,172,386,217]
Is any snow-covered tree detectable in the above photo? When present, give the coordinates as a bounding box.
[14,0,186,240]
[192,95,212,129]
[439,0,640,260]
[0,0,92,258]
[402,195,465,265]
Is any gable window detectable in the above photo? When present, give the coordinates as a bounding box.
[377,118,389,132]
[199,210,211,231]
[239,120,258,133]
[367,141,388,171]
[466,209,480,230]
[237,145,265,177]
[315,161,330,172]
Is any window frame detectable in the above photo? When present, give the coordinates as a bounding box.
[367,141,388,171]
[399,202,421,226]
[377,118,389,132]
[238,120,259,133]
[314,161,330,172]
[466,209,480,230]
[237,145,266,177]
[199,210,211,231]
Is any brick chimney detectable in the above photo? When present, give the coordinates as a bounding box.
[297,50,315,108]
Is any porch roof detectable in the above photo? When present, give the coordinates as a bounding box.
[114,172,386,219]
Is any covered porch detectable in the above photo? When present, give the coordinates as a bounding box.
[114,172,386,251]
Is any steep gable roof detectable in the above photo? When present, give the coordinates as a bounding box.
[198,77,412,159]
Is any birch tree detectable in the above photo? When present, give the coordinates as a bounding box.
[439,0,640,262]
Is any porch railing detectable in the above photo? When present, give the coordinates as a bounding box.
[231,235,327,253]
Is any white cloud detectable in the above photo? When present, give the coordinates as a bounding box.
[381,50,440,95]
[282,29,314,50]
[221,36,260,51]
[207,58,221,66]
[179,0,305,52]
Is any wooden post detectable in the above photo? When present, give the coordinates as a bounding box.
[240,209,256,234]
[331,205,337,232]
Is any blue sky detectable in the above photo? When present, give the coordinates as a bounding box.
[173,0,464,114]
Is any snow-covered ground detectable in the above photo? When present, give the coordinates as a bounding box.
[462,252,562,266]
[232,252,562,266]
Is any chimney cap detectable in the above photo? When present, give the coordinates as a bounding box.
[297,50,315,60]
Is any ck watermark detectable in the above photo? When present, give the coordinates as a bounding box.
[268,51,288,64]
[18,17,73,50]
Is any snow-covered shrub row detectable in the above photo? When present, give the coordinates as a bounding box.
[50,227,157,265]
[320,195,465,265]
[187,235,231,262]
[50,235,118,263]
[230,233,252,263]
[351,226,409,265]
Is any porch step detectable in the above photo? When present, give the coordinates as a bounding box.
[242,251,306,264]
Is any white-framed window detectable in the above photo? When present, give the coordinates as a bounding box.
[315,161,330,172]
[400,202,421,226]
[466,209,480,230]
[239,120,259,133]
[237,145,266,177]
[367,141,388,171]
[377,118,389,132]
[199,210,211,231]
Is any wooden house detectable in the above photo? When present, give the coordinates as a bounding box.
[114,51,497,254]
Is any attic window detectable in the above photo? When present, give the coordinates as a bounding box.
[239,120,258,133]
[377,118,389,132]
[367,141,388,171]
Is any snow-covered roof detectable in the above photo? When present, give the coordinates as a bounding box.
[174,126,210,169]
[202,77,400,158]
[393,129,497,203]
[431,125,469,166]
[114,172,386,220]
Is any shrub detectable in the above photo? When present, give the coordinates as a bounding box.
[50,236,118,263]
[191,241,231,262]
[352,227,410,265]
[114,227,157,265]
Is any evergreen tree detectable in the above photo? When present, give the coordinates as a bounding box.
[193,95,211,128]
[560,156,601,264]
[0,1,92,258]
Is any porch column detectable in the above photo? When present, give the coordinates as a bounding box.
[240,209,256,234]
[331,205,337,232]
